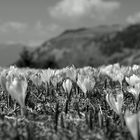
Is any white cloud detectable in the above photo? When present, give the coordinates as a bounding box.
[25,22,61,47]
[4,40,18,45]
[34,21,46,35]
[27,40,44,47]
[126,12,140,24]
[34,21,60,35]
[0,21,28,33]
[49,0,120,20]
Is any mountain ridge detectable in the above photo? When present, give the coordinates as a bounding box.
[13,23,140,68]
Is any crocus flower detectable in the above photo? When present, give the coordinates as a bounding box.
[111,72,124,85]
[110,64,124,86]
[6,73,28,115]
[0,69,9,92]
[126,74,140,101]
[132,65,139,72]
[100,63,124,86]
[0,67,19,108]
[64,66,77,82]
[126,74,140,86]
[50,74,63,88]
[41,69,55,85]
[62,79,72,95]
[106,92,123,115]
[77,74,95,96]
[127,84,140,101]
[125,110,140,140]
[99,64,113,76]
[120,66,132,77]
[30,73,42,87]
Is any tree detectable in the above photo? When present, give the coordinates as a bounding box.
[15,47,34,67]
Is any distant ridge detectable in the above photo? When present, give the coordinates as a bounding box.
[15,23,140,68]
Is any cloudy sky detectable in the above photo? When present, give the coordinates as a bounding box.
[0,0,139,46]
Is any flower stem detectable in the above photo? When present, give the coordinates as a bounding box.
[135,95,140,112]
[120,113,124,128]
[21,107,26,117]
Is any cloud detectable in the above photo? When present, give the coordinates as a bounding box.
[27,40,44,47]
[126,12,140,24]
[24,22,61,47]
[0,21,28,33]
[34,21,45,35]
[34,21,60,35]
[49,0,120,20]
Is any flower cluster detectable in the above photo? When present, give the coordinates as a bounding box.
[1,63,140,139]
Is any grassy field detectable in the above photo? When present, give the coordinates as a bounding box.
[0,64,139,140]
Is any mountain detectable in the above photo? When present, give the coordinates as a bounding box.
[15,23,140,68]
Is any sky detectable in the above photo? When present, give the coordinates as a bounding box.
[0,0,140,46]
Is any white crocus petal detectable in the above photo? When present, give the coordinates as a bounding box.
[131,75,140,84]
[63,79,72,94]
[51,76,58,87]
[64,66,77,82]
[106,94,118,114]
[51,74,63,88]
[111,71,124,85]
[30,73,42,87]
[100,64,113,76]
[81,84,87,94]
[135,83,140,91]
[41,69,55,84]
[77,79,87,94]
[6,75,28,108]
[126,74,140,86]
[116,93,123,114]
[106,93,123,115]
[127,87,138,99]
[127,88,137,95]
[127,83,140,101]
[132,65,139,71]
[134,83,140,100]
[66,79,72,94]
[125,111,139,140]
[118,73,124,83]
[84,77,95,92]
[77,74,95,95]
[63,81,66,92]
[125,77,130,85]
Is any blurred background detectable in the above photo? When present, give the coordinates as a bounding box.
[0,0,140,68]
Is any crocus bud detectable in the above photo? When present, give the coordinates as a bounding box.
[125,110,140,140]
[106,93,123,115]
[6,73,28,108]
[62,79,72,95]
